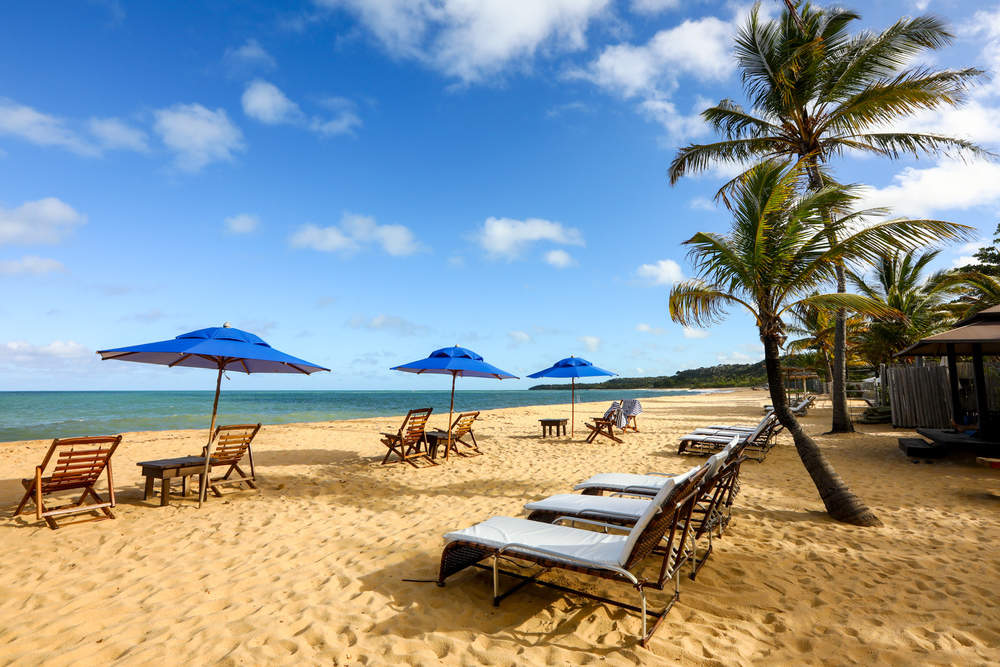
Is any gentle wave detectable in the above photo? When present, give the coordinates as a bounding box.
[0,389,700,441]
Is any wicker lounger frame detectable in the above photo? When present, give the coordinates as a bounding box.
[678,416,780,462]
[436,468,707,647]
[533,457,747,580]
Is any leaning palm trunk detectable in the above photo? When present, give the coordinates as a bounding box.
[762,334,879,526]
[831,265,854,433]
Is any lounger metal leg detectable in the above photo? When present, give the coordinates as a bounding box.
[492,555,499,606]
[639,587,647,642]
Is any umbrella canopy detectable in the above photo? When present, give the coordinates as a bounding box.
[391,346,517,379]
[98,323,329,505]
[97,325,328,374]
[391,346,517,456]
[527,356,616,436]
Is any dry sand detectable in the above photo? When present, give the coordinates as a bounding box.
[1,389,998,666]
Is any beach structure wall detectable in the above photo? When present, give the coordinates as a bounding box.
[885,365,951,428]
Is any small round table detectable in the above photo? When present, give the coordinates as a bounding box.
[539,418,568,437]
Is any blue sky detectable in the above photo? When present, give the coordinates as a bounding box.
[2,0,1000,391]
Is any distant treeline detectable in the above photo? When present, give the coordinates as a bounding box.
[529,361,768,390]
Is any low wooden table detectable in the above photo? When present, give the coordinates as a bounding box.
[539,418,568,437]
[137,456,207,506]
[425,430,451,459]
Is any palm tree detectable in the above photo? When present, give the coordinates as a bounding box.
[937,270,1000,319]
[787,299,867,380]
[848,250,957,366]
[668,160,969,525]
[668,2,985,433]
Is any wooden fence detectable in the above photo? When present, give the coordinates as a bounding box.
[884,364,951,428]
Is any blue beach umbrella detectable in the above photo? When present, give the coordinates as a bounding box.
[527,356,616,436]
[97,323,329,505]
[391,346,518,452]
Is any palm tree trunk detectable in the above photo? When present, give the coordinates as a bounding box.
[803,162,854,434]
[762,333,881,526]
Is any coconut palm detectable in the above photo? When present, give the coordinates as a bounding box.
[669,160,970,525]
[668,2,985,433]
[848,250,957,366]
[937,271,1000,320]
[787,299,867,380]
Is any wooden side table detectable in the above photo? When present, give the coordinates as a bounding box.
[539,418,568,437]
[137,456,207,506]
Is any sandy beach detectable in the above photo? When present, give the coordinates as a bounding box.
[1,389,998,665]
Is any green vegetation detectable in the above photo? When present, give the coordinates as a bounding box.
[529,361,768,390]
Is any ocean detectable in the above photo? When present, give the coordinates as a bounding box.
[0,389,703,442]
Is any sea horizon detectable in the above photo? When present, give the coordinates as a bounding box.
[0,388,710,442]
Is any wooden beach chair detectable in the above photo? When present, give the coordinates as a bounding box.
[621,398,642,432]
[202,423,261,498]
[439,411,481,458]
[437,466,707,647]
[14,435,122,529]
[585,401,624,443]
[381,408,435,467]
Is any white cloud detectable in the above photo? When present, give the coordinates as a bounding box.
[242,82,362,137]
[688,196,716,211]
[242,80,303,124]
[508,330,532,346]
[637,259,684,286]
[0,99,97,155]
[682,326,709,339]
[859,159,1000,217]
[224,213,260,234]
[347,314,427,335]
[631,0,680,13]
[476,216,584,259]
[578,16,734,98]
[0,341,92,371]
[224,38,277,73]
[717,343,763,364]
[544,248,575,268]
[0,255,65,275]
[0,198,85,245]
[88,117,149,152]
[153,103,245,171]
[290,223,357,253]
[579,335,601,352]
[290,212,421,256]
[636,322,666,335]
[316,0,611,83]
[952,238,991,268]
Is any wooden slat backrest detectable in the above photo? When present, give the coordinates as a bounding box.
[41,436,122,491]
[209,423,261,465]
[399,408,432,446]
[450,412,479,439]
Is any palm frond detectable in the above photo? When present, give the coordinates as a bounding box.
[668,280,757,328]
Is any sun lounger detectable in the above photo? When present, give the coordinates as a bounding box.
[15,435,122,529]
[439,411,481,458]
[679,413,777,461]
[381,408,434,466]
[764,395,815,416]
[437,465,708,646]
[525,446,744,579]
[201,423,261,498]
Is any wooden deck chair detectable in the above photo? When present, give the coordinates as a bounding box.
[437,466,707,647]
[381,408,435,467]
[15,435,122,529]
[440,411,481,458]
[585,402,624,444]
[621,399,642,433]
[202,423,261,498]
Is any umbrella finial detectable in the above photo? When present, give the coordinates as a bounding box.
[223,321,232,328]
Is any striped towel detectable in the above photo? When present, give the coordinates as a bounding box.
[603,401,627,429]
[622,399,642,417]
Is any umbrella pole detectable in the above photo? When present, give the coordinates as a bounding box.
[446,371,456,459]
[571,378,575,438]
[199,365,224,508]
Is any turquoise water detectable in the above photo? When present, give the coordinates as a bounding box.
[0,389,699,442]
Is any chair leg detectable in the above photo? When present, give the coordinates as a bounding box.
[14,487,32,516]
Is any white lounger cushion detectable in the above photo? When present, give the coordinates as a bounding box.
[680,432,745,444]
[524,494,651,522]
[573,465,701,495]
[444,516,630,567]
